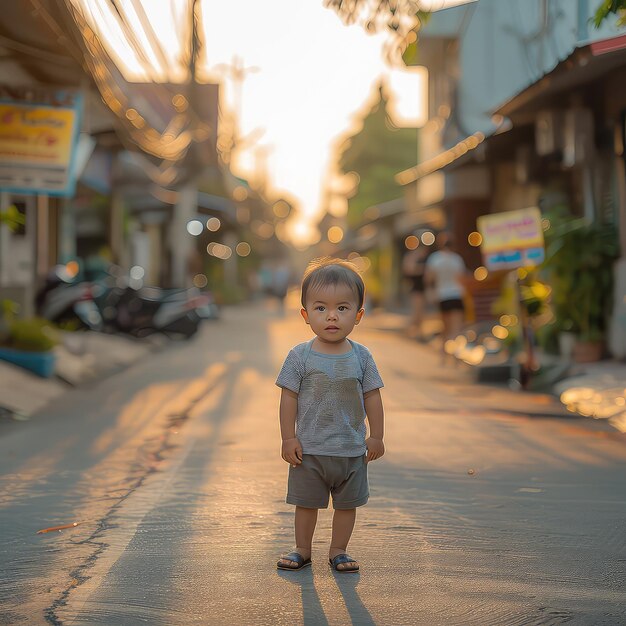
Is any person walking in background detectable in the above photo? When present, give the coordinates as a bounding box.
[402,242,429,341]
[425,233,467,360]
[271,258,291,315]
[275,257,385,573]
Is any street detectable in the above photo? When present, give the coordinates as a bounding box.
[1,301,626,626]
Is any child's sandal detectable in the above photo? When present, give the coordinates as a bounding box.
[277,551,312,571]
[329,553,359,572]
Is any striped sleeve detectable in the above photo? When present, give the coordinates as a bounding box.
[275,348,303,393]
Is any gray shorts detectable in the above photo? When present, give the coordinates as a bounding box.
[287,454,369,510]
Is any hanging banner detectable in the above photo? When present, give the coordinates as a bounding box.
[477,207,545,270]
[0,90,82,196]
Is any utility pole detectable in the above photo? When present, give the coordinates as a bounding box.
[213,55,259,144]
[170,0,203,288]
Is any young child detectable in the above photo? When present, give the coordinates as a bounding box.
[276,257,385,573]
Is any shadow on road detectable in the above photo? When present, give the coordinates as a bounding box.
[330,570,376,626]
[277,568,328,625]
[276,567,376,625]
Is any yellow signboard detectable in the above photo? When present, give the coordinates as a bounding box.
[0,95,81,196]
[477,207,545,270]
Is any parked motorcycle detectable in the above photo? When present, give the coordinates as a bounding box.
[98,282,211,339]
[36,266,104,331]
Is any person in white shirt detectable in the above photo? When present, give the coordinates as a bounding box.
[425,234,467,359]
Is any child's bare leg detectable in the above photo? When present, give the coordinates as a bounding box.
[278,506,318,567]
[329,508,357,570]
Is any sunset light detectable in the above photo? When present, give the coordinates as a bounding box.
[66,0,438,228]
[3,1,625,621]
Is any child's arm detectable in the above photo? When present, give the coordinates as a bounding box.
[279,388,302,466]
[364,388,385,462]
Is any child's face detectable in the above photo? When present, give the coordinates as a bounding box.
[301,282,364,345]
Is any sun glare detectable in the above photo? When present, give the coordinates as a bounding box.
[385,66,429,128]
[70,0,438,235]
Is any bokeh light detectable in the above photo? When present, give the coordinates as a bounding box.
[474,266,488,281]
[206,217,221,232]
[236,242,251,257]
[492,325,509,339]
[328,226,344,244]
[232,186,248,201]
[193,273,208,288]
[273,200,290,218]
[405,235,419,250]
[207,242,232,259]
[186,219,204,236]
[328,195,348,217]
[468,231,482,246]
[421,231,436,246]
[130,265,145,280]
[253,221,274,239]
[65,261,79,278]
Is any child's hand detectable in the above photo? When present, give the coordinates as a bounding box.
[281,437,303,467]
[365,437,385,463]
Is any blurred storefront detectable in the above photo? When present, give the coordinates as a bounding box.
[0,1,237,318]
[396,0,626,355]
[0,1,114,314]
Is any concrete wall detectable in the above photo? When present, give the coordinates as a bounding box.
[444,0,626,134]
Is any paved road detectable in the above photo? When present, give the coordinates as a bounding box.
[1,302,625,625]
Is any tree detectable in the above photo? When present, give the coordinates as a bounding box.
[337,85,417,227]
[592,0,626,27]
[325,0,429,40]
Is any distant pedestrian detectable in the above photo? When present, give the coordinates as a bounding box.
[425,234,467,359]
[275,257,385,573]
[402,243,429,340]
[271,258,291,315]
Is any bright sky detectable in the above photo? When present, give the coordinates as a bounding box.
[74,0,474,241]
[202,0,393,221]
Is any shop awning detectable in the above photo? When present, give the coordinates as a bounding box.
[495,36,626,120]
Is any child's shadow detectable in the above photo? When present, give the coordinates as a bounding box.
[277,568,329,626]
[277,568,376,626]
[330,570,376,626]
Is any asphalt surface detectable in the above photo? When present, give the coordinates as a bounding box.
[1,301,626,625]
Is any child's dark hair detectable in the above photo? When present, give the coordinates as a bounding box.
[301,257,365,309]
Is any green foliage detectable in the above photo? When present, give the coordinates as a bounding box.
[6,318,59,352]
[1,299,19,320]
[325,1,430,38]
[592,0,626,27]
[401,16,430,66]
[0,299,59,352]
[534,320,560,355]
[492,271,552,355]
[338,87,417,227]
[542,215,619,341]
[519,278,551,318]
[492,271,550,320]
[0,205,26,232]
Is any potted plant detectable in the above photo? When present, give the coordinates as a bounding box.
[0,204,25,231]
[542,216,619,362]
[0,300,59,377]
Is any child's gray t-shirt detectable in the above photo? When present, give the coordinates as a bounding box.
[276,339,384,457]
